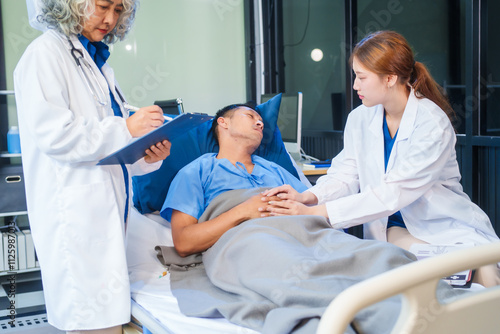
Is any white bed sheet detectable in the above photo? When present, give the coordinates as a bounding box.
[126,207,260,334]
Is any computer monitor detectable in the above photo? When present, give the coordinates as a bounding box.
[261,92,303,157]
[154,98,184,116]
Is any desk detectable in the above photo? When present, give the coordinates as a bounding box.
[297,162,328,185]
[302,168,328,176]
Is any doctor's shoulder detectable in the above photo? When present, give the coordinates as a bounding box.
[345,103,380,126]
[14,33,67,87]
[17,30,66,65]
[415,97,455,133]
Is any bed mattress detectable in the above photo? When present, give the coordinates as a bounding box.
[126,207,259,333]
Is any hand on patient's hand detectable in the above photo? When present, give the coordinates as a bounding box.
[261,199,313,217]
[126,105,164,137]
[261,185,316,205]
[239,194,281,220]
[144,140,171,164]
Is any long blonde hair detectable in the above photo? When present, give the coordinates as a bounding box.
[350,30,456,126]
[38,0,138,44]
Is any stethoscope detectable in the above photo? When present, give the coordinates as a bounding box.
[67,37,145,114]
[68,37,109,106]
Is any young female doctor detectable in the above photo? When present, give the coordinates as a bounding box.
[14,0,171,332]
[261,31,500,287]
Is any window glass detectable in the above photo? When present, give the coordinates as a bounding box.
[356,0,466,133]
[282,0,346,131]
[1,1,247,118]
[485,0,500,136]
[281,0,468,134]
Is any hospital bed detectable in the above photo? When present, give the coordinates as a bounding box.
[126,95,500,333]
[126,204,500,334]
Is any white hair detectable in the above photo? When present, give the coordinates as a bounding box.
[37,0,139,44]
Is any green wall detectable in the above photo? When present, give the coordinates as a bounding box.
[2,0,247,126]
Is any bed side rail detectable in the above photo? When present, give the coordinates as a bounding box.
[317,242,500,334]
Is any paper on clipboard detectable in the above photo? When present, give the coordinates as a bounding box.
[98,113,213,165]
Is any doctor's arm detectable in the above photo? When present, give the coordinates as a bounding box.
[308,115,361,203]
[126,106,171,174]
[322,117,457,229]
[266,113,361,204]
[262,151,359,205]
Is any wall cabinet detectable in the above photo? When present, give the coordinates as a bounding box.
[0,90,46,322]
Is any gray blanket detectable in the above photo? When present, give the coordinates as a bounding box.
[155,188,459,334]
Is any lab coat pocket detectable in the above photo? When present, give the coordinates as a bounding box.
[62,179,122,244]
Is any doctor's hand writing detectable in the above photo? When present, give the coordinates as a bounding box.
[144,140,171,164]
[126,105,165,137]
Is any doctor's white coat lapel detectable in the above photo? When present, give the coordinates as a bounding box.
[385,89,418,173]
[101,64,131,119]
[66,34,113,119]
[367,104,385,178]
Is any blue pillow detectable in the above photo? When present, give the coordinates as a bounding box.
[132,93,299,214]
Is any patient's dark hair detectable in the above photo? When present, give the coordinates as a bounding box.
[211,103,258,144]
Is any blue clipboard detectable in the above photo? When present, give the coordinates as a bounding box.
[97,113,213,165]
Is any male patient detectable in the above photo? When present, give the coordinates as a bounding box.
[161,103,307,256]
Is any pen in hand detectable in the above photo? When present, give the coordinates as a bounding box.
[123,103,173,121]
[123,103,140,112]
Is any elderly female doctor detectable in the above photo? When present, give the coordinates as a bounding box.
[14,0,171,332]
[262,31,500,287]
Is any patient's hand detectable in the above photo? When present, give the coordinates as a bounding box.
[239,194,281,219]
[262,199,320,217]
[261,185,318,205]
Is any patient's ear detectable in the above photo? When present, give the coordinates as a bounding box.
[217,116,229,129]
[217,117,229,133]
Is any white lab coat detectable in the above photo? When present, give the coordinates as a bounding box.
[309,90,499,246]
[13,30,161,330]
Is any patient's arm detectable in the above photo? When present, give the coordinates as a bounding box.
[171,194,278,257]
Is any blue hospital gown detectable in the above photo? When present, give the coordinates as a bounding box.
[161,153,308,221]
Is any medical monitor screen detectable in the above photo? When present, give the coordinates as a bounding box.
[261,92,302,154]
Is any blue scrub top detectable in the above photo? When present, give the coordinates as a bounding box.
[383,115,406,228]
[161,153,308,221]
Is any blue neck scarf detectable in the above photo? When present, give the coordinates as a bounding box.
[77,35,110,69]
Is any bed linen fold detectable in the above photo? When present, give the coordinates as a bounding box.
[156,188,463,334]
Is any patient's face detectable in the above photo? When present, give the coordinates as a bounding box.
[227,107,264,145]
